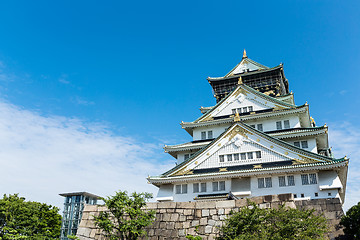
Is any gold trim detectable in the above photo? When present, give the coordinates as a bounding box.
[257,139,260,142]
[253,164,262,169]
[224,125,252,141]
[219,168,228,172]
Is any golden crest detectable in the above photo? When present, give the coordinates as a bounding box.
[224,125,251,141]
[253,164,262,169]
[219,168,228,172]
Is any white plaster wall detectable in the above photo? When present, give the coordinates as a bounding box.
[193,123,231,141]
[245,115,301,132]
[215,96,269,117]
[156,172,340,202]
[282,138,317,153]
[177,150,199,164]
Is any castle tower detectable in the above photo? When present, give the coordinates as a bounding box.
[148,52,348,204]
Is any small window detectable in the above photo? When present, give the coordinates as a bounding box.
[208,131,213,139]
[193,183,199,193]
[284,120,290,129]
[248,106,253,112]
[301,174,309,185]
[201,183,206,192]
[212,182,218,191]
[328,192,332,196]
[227,154,232,161]
[219,181,225,191]
[294,194,297,198]
[243,107,248,113]
[265,177,272,188]
[287,175,295,186]
[184,154,190,160]
[279,176,286,187]
[182,184,187,194]
[175,185,181,194]
[250,125,256,128]
[240,153,246,160]
[247,152,253,159]
[219,155,225,162]
[276,121,282,130]
[232,109,236,114]
[301,193,305,198]
[233,153,239,161]
[315,192,318,197]
[257,124,263,131]
[294,142,300,147]
[258,178,265,188]
[256,151,261,158]
[301,141,308,149]
[201,131,206,140]
[237,108,242,113]
[309,173,317,184]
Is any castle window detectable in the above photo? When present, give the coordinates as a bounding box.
[234,153,239,160]
[279,176,286,187]
[278,175,295,187]
[232,109,236,114]
[248,106,253,112]
[258,177,272,188]
[257,124,263,131]
[276,121,282,130]
[284,120,290,129]
[301,141,308,149]
[301,174,317,185]
[328,192,332,196]
[227,154,233,161]
[250,125,255,128]
[241,153,246,160]
[243,107,248,113]
[175,184,187,194]
[315,192,318,197]
[212,181,225,191]
[208,131,213,139]
[301,193,305,198]
[301,174,309,185]
[201,183,207,192]
[247,152,253,159]
[201,131,206,140]
[287,175,295,186]
[219,155,224,162]
[184,154,190,160]
[256,151,261,158]
[193,183,199,193]
[294,141,300,147]
[309,173,317,184]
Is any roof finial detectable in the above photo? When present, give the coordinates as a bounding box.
[243,49,247,58]
[234,109,241,122]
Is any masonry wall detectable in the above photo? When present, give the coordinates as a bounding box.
[77,194,344,240]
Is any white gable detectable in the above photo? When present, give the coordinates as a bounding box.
[210,87,286,118]
[229,58,264,75]
[170,123,325,177]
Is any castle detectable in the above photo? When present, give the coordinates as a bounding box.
[148,50,348,204]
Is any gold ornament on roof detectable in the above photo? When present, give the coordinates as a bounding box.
[238,76,243,85]
[243,49,247,58]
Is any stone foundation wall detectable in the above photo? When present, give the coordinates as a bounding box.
[77,194,344,240]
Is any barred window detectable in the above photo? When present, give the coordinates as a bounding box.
[287,175,295,186]
[201,131,206,140]
[219,181,225,191]
[294,142,300,147]
[232,109,236,114]
[184,154,190,160]
[301,141,308,149]
[243,107,248,113]
[276,121,282,130]
[234,153,239,161]
[193,183,199,193]
[248,106,253,112]
[227,154,233,161]
[241,153,246,160]
[309,173,317,184]
[265,177,272,188]
[201,183,207,192]
[247,152,253,159]
[219,155,225,162]
[279,176,286,187]
[284,120,290,129]
[182,184,187,194]
[208,131,213,139]
[212,182,218,191]
[258,177,272,188]
[257,124,263,131]
[176,185,181,194]
[258,178,265,188]
[256,151,261,158]
[301,174,309,185]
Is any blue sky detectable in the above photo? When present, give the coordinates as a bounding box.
[0,0,359,211]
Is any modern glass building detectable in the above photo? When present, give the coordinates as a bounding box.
[59,192,100,240]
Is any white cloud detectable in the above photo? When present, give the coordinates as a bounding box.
[329,121,360,211]
[0,100,173,211]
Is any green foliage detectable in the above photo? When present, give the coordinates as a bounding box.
[340,201,360,239]
[93,191,155,240]
[67,235,80,240]
[218,203,328,240]
[0,194,62,240]
[186,225,203,240]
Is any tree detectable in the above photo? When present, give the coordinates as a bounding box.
[93,191,155,240]
[0,194,62,239]
[340,201,360,239]
[218,203,328,240]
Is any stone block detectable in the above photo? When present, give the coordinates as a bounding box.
[195,201,216,209]
[90,229,96,238]
[202,209,210,217]
[195,209,202,218]
[191,220,200,227]
[216,200,235,208]
[98,206,108,212]
[166,208,176,213]
[176,208,184,213]
[224,208,232,214]
[159,209,166,213]
[263,195,273,203]
[184,209,193,216]
[84,205,98,212]
[324,211,337,220]
[166,222,175,229]
[183,221,190,228]
[159,222,166,229]
[251,196,264,204]
[284,202,296,209]
[177,202,195,209]
[170,213,179,221]
[208,219,216,226]
[235,198,247,207]
[205,226,213,234]
[210,209,217,215]
[219,215,226,220]
[146,202,158,209]
[158,202,176,209]
[278,193,293,202]
[179,215,186,221]
[162,213,171,221]
[208,234,217,240]
[175,222,183,229]
[200,217,208,225]
[259,203,271,209]
[79,220,87,228]
[218,209,224,215]
[179,229,186,237]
